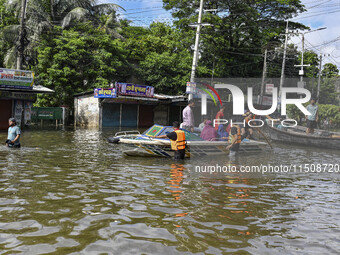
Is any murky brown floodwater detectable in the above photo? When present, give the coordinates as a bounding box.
[0,128,339,254]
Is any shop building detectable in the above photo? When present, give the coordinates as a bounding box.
[0,68,54,130]
[74,90,187,128]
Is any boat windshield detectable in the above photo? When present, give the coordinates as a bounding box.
[143,125,203,141]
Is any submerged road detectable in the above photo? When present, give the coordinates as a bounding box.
[0,128,339,254]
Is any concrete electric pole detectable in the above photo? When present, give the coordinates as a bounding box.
[294,27,326,84]
[188,0,214,100]
[279,21,289,98]
[317,53,323,102]
[260,48,268,105]
[17,0,28,70]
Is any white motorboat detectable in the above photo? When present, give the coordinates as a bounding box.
[108,124,268,158]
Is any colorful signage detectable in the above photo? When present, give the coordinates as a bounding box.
[186,82,197,94]
[0,68,34,89]
[116,82,154,98]
[94,88,117,98]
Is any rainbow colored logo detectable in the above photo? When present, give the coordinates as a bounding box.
[187,82,223,106]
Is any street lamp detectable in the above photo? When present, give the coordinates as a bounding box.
[295,27,327,83]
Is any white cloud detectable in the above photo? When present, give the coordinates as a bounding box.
[291,0,340,68]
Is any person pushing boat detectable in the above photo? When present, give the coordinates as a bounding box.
[226,119,242,155]
[152,121,186,160]
[242,111,255,140]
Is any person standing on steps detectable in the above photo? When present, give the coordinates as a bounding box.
[306,98,319,135]
[182,100,195,132]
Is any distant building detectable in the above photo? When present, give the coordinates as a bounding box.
[74,88,187,128]
[0,68,54,130]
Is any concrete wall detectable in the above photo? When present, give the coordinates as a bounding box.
[74,95,100,127]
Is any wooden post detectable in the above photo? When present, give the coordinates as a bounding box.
[119,103,122,129]
[137,104,139,129]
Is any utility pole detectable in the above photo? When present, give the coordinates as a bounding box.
[279,21,289,98]
[294,27,326,85]
[17,0,28,70]
[300,33,305,82]
[317,53,323,102]
[260,48,268,105]
[189,0,204,100]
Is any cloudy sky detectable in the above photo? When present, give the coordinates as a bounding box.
[103,0,340,68]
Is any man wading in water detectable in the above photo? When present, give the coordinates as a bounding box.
[5,118,21,148]
[152,121,186,160]
[226,119,242,156]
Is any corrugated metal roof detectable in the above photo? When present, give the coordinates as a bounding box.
[0,85,54,94]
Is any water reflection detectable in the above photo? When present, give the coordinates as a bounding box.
[168,164,185,201]
[0,129,339,254]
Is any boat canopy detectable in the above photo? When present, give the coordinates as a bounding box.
[142,124,203,141]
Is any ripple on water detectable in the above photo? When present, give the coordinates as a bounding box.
[0,130,339,254]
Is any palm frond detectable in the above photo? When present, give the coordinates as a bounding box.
[1,25,20,43]
[105,28,125,40]
[62,7,90,28]
[92,3,125,15]
[4,46,18,69]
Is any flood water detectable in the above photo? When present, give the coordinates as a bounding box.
[0,128,339,254]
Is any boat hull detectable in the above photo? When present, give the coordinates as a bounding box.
[119,139,266,158]
[266,125,340,150]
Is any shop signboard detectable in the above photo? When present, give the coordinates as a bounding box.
[0,91,36,100]
[94,88,117,98]
[115,83,154,98]
[31,107,63,121]
[186,82,197,94]
[0,68,34,89]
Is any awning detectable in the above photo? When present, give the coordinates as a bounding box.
[0,85,54,94]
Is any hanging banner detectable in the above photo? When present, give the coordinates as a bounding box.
[115,83,154,98]
[14,100,23,126]
[24,101,33,125]
[94,88,117,98]
[0,68,34,89]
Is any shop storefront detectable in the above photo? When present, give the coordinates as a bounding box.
[74,83,186,128]
[0,68,54,130]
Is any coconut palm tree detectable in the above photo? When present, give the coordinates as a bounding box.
[1,0,124,68]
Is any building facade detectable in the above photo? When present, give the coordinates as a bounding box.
[0,85,54,130]
[74,91,187,128]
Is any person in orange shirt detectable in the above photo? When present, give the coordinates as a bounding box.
[152,121,186,160]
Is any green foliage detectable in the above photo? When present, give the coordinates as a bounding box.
[34,25,130,107]
[266,44,300,77]
[287,103,340,127]
[322,63,339,78]
[163,0,307,78]
[318,77,339,104]
[0,0,16,28]
[298,51,319,78]
[0,0,124,68]
[0,0,18,66]
[121,22,209,95]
